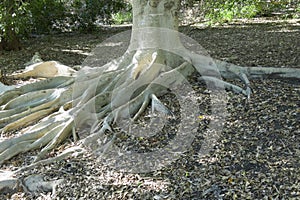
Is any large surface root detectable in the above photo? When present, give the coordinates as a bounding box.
[215,59,300,80]
[0,49,299,194]
[1,51,299,164]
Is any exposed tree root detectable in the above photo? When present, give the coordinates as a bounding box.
[0,49,299,194]
[0,146,84,194]
[0,51,299,163]
[9,60,76,79]
[215,59,300,80]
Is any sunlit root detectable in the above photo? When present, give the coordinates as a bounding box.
[0,76,74,105]
[0,86,73,133]
[9,61,76,79]
[0,108,73,164]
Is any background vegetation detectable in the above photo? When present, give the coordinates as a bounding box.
[182,0,299,24]
[0,0,131,50]
[0,0,299,50]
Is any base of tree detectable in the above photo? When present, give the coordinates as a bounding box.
[0,48,299,194]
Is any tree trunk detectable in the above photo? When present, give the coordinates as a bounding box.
[130,0,182,48]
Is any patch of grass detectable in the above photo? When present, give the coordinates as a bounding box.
[205,1,261,25]
[240,4,259,18]
[294,4,300,18]
[111,11,132,25]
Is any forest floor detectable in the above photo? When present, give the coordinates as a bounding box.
[0,18,299,199]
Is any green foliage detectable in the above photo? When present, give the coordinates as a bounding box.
[203,0,262,24]
[186,0,299,24]
[295,4,300,18]
[68,0,130,31]
[28,0,66,33]
[111,11,132,25]
[0,0,31,42]
[27,0,130,32]
[0,0,130,50]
